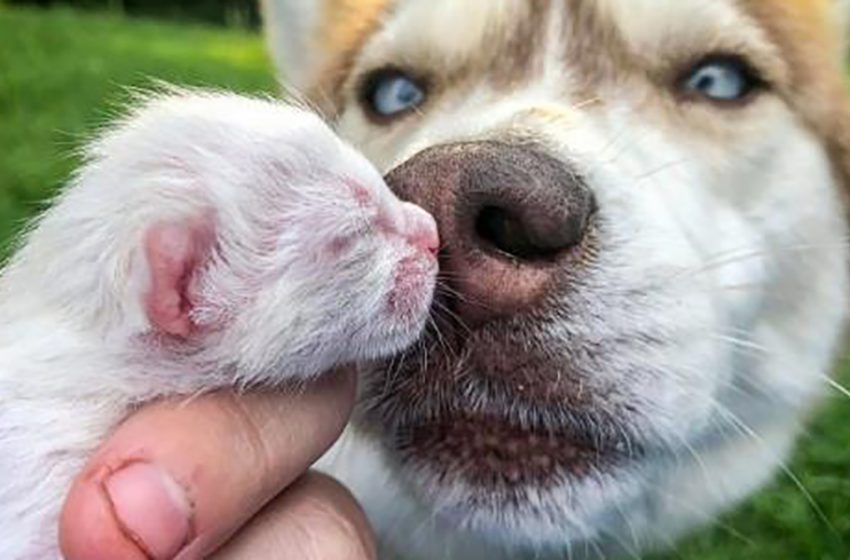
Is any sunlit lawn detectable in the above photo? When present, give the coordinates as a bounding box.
[1,5,849,559]
[0,4,275,254]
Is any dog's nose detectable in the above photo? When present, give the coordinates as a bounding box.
[385,141,595,325]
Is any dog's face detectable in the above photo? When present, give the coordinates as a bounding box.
[265,0,850,554]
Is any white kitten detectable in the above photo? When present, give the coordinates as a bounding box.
[0,90,438,559]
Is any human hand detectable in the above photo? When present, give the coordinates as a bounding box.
[59,370,375,560]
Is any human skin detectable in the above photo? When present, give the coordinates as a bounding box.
[59,369,376,560]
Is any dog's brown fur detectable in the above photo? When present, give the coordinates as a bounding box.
[741,0,850,190]
[311,0,390,108]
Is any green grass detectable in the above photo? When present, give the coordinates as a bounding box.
[0,4,276,254]
[655,388,850,560]
[1,5,849,559]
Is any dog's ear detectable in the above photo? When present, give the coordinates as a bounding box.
[261,0,390,94]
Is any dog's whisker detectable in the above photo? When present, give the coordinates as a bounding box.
[713,404,837,536]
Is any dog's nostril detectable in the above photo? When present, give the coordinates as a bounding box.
[384,140,596,325]
[476,206,560,261]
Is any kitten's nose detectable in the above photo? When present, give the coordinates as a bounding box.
[385,141,596,325]
[400,202,439,257]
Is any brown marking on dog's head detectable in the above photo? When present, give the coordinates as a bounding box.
[558,0,634,101]
[486,0,552,89]
[311,0,391,109]
[739,0,850,191]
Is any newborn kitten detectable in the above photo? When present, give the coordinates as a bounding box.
[0,91,439,559]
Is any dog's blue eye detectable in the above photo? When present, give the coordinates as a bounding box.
[364,71,426,119]
[683,57,762,103]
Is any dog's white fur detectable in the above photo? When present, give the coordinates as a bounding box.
[0,91,437,559]
[262,1,850,558]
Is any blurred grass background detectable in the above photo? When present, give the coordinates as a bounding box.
[0,4,849,559]
[5,0,261,28]
[0,4,274,253]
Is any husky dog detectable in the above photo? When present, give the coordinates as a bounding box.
[259,1,850,558]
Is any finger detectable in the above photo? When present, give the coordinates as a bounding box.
[213,472,376,560]
[60,369,356,560]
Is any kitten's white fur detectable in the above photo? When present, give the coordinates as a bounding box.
[0,91,436,559]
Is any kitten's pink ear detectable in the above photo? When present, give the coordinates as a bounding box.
[143,219,215,338]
